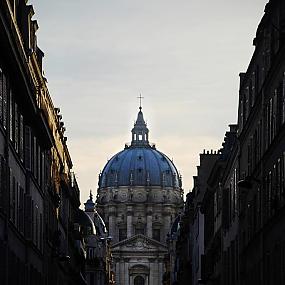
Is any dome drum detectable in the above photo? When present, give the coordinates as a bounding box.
[96,186,183,205]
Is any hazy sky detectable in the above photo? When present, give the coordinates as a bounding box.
[29,0,268,205]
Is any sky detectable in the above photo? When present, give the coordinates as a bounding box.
[29,0,268,205]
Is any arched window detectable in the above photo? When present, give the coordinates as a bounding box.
[134,275,145,285]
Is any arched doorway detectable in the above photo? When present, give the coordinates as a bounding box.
[134,275,145,285]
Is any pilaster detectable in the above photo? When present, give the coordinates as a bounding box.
[146,206,153,238]
[127,205,133,238]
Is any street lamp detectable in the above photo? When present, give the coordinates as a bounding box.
[237,176,261,189]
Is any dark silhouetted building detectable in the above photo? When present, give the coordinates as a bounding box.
[237,1,285,284]
[176,1,285,285]
[0,1,88,284]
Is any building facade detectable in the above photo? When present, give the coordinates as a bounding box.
[191,150,219,285]
[237,1,285,284]
[96,107,184,285]
[0,1,87,284]
[172,1,285,285]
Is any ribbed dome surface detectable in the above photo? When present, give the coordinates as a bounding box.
[99,146,180,189]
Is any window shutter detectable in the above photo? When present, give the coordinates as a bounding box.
[19,114,24,161]
[282,72,285,124]
[24,194,32,240]
[9,90,14,142]
[24,126,32,171]
[14,102,19,152]
[18,187,24,234]
[0,155,2,208]
[33,136,37,179]
[3,74,7,129]
[0,69,3,122]
[37,145,40,184]
[41,152,45,189]
[1,157,7,211]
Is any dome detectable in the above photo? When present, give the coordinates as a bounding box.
[98,107,181,189]
[84,191,107,236]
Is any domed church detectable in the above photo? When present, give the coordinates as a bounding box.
[96,106,184,285]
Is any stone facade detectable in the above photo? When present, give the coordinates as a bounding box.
[0,1,87,284]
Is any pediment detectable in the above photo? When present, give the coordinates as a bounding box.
[111,234,167,252]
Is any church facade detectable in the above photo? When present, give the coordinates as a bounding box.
[96,107,184,285]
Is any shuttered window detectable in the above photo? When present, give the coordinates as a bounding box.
[0,68,3,122]
[3,74,7,129]
[24,126,31,171]
[9,90,13,141]
[18,186,24,233]
[19,114,24,161]
[14,102,19,152]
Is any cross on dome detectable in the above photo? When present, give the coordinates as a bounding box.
[137,94,144,111]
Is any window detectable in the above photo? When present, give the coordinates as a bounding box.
[134,276,145,285]
[153,229,160,241]
[282,72,285,124]
[18,187,24,233]
[0,68,3,122]
[9,90,13,140]
[14,102,19,152]
[19,114,24,161]
[119,228,127,241]
[135,227,145,235]
[24,126,32,171]
[3,73,7,129]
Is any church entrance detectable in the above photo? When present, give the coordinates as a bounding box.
[134,275,145,285]
[129,264,149,285]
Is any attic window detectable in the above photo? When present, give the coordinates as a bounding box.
[138,155,142,160]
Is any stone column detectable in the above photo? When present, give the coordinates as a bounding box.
[127,205,133,238]
[163,206,172,243]
[108,206,116,241]
[158,259,164,285]
[149,258,154,285]
[124,259,129,285]
[146,206,153,238]
[119,258,125,285]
